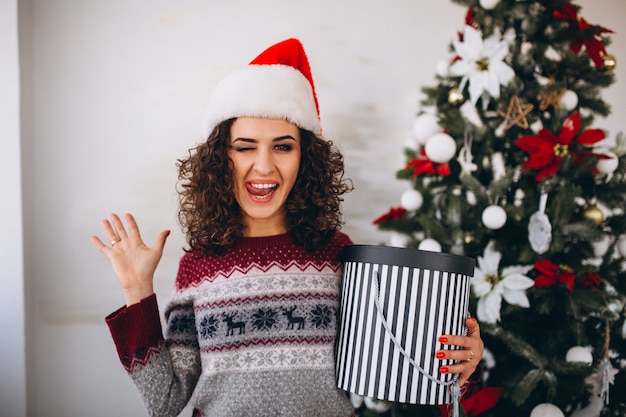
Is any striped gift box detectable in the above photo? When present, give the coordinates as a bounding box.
[335,245,475,405]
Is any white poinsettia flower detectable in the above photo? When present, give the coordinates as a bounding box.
[471,241,534,323]
[449,25,515,106]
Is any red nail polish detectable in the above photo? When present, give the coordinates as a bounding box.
[438,336,448,343]
[440,366,449,373]
[436,352,445,359]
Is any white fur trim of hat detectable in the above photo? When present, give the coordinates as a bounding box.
[202,38,321,138]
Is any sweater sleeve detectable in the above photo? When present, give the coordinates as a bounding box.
[106,294,164,369]
[105,293,201,417]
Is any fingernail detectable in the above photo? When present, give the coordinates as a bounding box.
[436,351,445,359]
[438,336,448,343]
[468,317,477,324]
[440,366,449,373]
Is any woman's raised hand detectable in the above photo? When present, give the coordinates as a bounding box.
[91,213,170,306]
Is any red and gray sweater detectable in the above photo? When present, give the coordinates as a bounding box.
[106,232,355,417]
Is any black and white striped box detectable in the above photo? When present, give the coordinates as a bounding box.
[336,245,475,405]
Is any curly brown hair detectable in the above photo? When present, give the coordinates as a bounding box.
[176,118,353,255]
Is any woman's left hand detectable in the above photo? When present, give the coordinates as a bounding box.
[436,317,484,387]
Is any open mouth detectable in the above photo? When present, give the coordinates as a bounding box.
[246,182,278,199]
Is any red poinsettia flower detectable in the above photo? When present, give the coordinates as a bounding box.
[581,272,602,288]
[514,112,605,181]
[373,207,408,225]
[534,259,575,292]
[553,4,614,68]
[406,149,451,178]
[438,387,503,417]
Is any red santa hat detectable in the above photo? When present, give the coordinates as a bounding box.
[202,38,321,138]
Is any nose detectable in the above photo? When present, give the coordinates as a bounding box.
[253,149,275,175]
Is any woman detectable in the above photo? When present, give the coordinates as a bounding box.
[91,38,483,417]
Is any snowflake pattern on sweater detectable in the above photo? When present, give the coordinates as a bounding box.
[107,232,356,417]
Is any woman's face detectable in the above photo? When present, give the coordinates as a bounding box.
[228,117,301,236]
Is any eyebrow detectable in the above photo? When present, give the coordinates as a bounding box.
[232,135,297,143]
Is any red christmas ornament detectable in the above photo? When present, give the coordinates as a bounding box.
[514,112,605,181]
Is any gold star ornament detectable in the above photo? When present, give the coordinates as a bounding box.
[497,95,534,131]
[539,88,566,111]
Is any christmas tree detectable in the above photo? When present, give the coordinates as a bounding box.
[360,0,626,416]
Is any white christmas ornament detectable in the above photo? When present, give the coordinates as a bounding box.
[418,238,442,252]
[596,152,619,176]
[425,132,457,163]
[401,189,424,211]
[412,114,441,145]
[559,89,578,111]
[530,403,565,417]
[482,205,507,229]
[528,193,552,254]
[566,346,593,365]
[479,0,500,9]
[457,131,478,175]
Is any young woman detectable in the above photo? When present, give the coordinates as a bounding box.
[91,38,483,417]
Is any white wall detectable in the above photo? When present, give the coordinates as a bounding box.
[0,1,27,416]
[7,1,626,416]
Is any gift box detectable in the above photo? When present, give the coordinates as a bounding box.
[336,245,475,405]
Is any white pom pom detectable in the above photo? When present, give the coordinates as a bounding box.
[479,0,499,9]
[418,238,441,252]
[559,89,578,111]
[596,152,619,175]
[425,133,457,163]
[401,189,424,211]
[482,205,507,230]
[565,346,593,365]
[412,114,440,145]
[530,403,565,417]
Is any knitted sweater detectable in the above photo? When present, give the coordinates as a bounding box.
[106,232,356,417]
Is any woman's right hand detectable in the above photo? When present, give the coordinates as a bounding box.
[91,213,170,306]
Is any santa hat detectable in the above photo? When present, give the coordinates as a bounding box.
[202,38,321,138]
